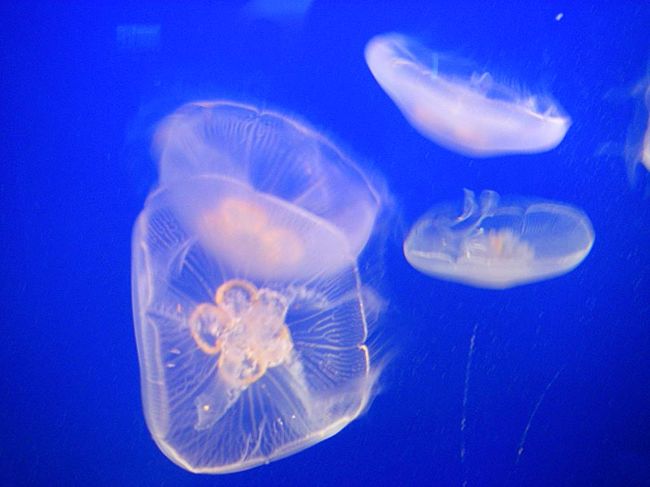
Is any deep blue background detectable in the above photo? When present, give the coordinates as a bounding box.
[2,1,649,485]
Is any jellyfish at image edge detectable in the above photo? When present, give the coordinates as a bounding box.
[131,100,388,473]
[624,75,650,190]
[364,33,572,157]
[403,189,594,289]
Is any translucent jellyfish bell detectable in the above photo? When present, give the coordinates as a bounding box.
[365,33,571,157]
[403,190,594,289]
[160,175,359,282]
[153,100,383,260]
[132,101,386,473]
[624,76,650,188]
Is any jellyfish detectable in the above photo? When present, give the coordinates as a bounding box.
[153,100,382,262]
[403,190,594,289]
[131,101,387,473]
[364,33,571,157]
[624,75,650,190]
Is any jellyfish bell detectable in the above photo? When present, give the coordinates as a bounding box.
[132,100,389,473]
[153,100,385,258]
[157,175,357,281]
[403,190,594,289]
[624,75,650,191]
[132,193,380,472]
[364,33,571,157]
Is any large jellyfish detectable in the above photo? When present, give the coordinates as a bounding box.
[365,33,571,157]
[403,190,594,289]
[131,101,387,473]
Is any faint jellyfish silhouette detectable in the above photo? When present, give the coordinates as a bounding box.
[132,101,387,473]
[365,33,571,157]
[403,189,594,289]
[624,75,650,190]
[243,0,313,22]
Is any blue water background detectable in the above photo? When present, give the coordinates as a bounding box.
[2,2,649,485]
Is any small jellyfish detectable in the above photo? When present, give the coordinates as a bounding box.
[403,190,594,289]
[364,33,571,157]
[132,101,387,473]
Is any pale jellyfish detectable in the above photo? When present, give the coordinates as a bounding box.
[624,75,650,189]
[153,100,382,267]
[403,190,594,289]
[132,101,387,473]
[364,33,571,157]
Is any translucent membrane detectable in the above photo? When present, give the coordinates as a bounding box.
[365,33,571,157]
[132,101,386,473]
[625,78,650,187]
[404,189,594,289]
